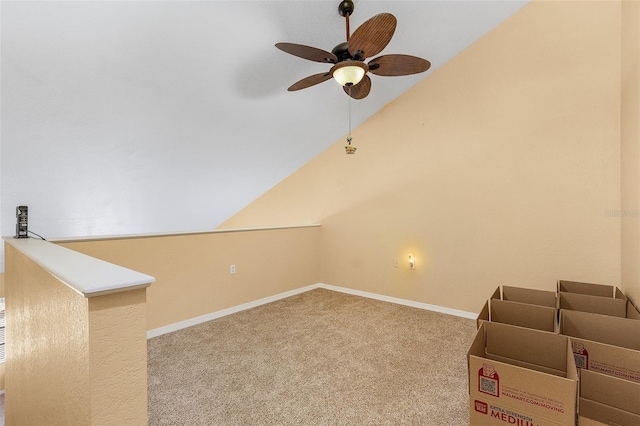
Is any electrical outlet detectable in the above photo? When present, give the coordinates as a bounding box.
[230,264,236,275]
[393,258,399,268]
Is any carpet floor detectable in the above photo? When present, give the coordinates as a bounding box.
[148,288,476,425]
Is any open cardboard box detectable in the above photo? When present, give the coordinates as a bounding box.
[559,290,627,318]
[560,310,640,386]
[468,322,578,425]
[578,369,640,426]
[558,280,616,298]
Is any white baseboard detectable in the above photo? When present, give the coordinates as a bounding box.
[316,283,478,320]
[147,284,319,339]
[147,282,477,339]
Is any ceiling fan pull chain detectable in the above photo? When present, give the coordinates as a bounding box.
[345,90,356,154]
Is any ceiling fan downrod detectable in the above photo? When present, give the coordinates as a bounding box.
[338,0,354,41]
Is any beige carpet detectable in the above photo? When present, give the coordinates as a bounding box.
[148,288,476,425]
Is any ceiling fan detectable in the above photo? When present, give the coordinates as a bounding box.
[276,0,431,100]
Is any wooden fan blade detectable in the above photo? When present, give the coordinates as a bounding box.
[288,72,333,91]
[343,75,371,99]
[348,13,396,60]
[276,42,338,64]
[368,54,431,76]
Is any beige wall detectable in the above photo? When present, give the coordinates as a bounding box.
[621,0,640,307]
[220,1,624,314]
[4,243,148,425]
[60,226,320,331]
[89,289,147,425]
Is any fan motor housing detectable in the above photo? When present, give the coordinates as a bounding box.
[331,42,352,62]
[332,41,364,62]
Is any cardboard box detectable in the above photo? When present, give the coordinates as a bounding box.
[468,322,578,425]
[502,285,557,308]
[559,291,627,318]
[578,369,640,426]
[559,311,640,387]
[558,280,615,298]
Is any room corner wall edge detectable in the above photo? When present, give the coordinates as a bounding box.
[147,283,477,339]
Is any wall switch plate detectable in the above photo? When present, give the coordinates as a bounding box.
[230,264,236,275]
[393,258,399,268]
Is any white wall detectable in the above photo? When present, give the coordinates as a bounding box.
[0,1,527,271]
[1,1,289,251]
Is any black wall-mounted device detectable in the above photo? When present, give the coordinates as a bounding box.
[15,206,28,238]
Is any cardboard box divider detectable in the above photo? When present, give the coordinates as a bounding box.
[489,299,557,332]
[502,285,557,308]
[580,369,640,415]
[578,369,640,426]
[477,300,490,329]
[628,300,640,320]
[559,291,627,318]
[476,286,558,330]
[578,399,640,426]
[560,309,640,352]
[558,280,616,298]
[468,322,578,425]
[489,286,501,300]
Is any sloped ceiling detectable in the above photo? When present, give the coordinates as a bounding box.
[0,0,528,243]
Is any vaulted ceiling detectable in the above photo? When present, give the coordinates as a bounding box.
[1,1,528,240]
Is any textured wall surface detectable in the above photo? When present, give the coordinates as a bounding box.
[89,289,147,425]
[4,243,91,425]
[220,1,624,314]
[4,242,149,424]
[61,226,320,331]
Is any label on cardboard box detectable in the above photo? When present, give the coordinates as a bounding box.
[470,396,567,426]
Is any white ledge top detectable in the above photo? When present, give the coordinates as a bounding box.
[4,237,155,297]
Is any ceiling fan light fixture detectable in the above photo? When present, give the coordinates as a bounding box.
[331,61,368,87]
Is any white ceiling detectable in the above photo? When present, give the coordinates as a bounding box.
[1,0,528,241]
